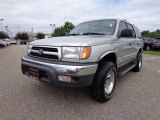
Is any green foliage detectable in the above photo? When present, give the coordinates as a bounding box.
[15,32,29,40]
[36,32,45,39]
[63,21,75,34]
[0,31,9,39]
[144,50,160,56]
[52,21,75,37]
[52,27,65,37]
[142,29,160,38]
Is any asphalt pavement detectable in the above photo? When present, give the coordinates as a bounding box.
[0,45,160,120]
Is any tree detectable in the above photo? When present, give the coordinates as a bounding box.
[141,29,160,38]
[36,32,45,39]
[52,27,65,37]
[156,29,160,33]
[63,21,75,34]
[15,32,29,40]
[52,21,75,37]
[0,31,9,39]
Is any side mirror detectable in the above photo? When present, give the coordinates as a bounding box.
[120,29,133,37]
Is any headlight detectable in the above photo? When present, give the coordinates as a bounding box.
[62,47,80,59]
[62,47,91,59]
[27,44,33,55]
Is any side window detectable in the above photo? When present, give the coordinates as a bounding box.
[147,39,153,42]
[127,23,136,38]
[118,21,127,37]
[135,26,142,39]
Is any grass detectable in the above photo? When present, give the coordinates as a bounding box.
[143,50,160,56]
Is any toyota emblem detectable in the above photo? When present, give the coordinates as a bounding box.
[39,49,43,55]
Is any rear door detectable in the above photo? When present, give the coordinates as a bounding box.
[126,23,138,59]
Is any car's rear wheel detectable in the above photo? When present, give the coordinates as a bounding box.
[146,45,150,51]
[132,52,142,72]
[90,61,117,103]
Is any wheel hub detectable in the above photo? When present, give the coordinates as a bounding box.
[139,56,142,68]
[104,69,115,95]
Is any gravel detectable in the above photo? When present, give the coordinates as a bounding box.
[0,45,160,120]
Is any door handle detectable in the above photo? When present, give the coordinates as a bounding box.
[136,42,139,45]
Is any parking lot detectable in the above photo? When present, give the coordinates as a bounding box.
[0,45,160,120]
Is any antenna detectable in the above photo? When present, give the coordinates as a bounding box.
[64,8,67,23]
[17,26,20,32]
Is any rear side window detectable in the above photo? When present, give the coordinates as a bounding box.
[118,21,127,37]
[147,39,153,42]
[134,26,142,39]
[126,23,136,38]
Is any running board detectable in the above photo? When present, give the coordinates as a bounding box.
[117,63,136,77]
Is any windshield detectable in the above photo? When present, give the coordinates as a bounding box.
[70,19,117,35]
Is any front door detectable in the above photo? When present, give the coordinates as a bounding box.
[116,21,135,67]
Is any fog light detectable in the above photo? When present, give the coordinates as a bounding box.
[58,75,72,82]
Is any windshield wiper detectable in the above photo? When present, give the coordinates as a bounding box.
[69,33,82,36]
[82,32,106,35]
[69,32,106,36]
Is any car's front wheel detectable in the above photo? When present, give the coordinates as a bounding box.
[90,61,117,103]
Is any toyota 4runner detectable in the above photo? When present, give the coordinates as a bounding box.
[21,19,143,102]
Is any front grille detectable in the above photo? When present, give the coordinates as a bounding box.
[30,46,59,60]
[30,52,59,60]
[32,47,58,52]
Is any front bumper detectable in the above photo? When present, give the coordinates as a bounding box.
[21,56,98,87]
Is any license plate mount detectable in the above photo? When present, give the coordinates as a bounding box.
[28,68,39,80]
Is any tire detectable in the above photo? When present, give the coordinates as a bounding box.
[90,61,117,103]
[132,52,142,72]
[146,45,150,51]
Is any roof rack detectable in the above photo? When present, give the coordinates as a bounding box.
[122,19,127,21]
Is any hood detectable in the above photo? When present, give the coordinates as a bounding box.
[30,35,114,47]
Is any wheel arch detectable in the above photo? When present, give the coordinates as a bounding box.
[98,52,117,67]
[138,48,143,53]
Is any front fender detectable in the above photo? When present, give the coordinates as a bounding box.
[98,51,116,61]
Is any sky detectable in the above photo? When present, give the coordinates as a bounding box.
[0,0,160,35]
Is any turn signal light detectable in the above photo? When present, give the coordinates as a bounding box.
[80,47,91,59]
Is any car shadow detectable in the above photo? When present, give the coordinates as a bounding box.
[19,68,144,106]
[0,46,5,49]
[22,80,97,104]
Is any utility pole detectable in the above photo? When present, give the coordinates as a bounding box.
[31,27,33,41]
[50,24,55,35]
[4,26,12,38]
[4,26,9,36]
[4,26,8,31]
[0,18,4,31]
[10,32,13,39]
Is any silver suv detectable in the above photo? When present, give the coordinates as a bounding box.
[21,19,143,102]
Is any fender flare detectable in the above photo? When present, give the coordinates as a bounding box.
[98,51,116,62]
